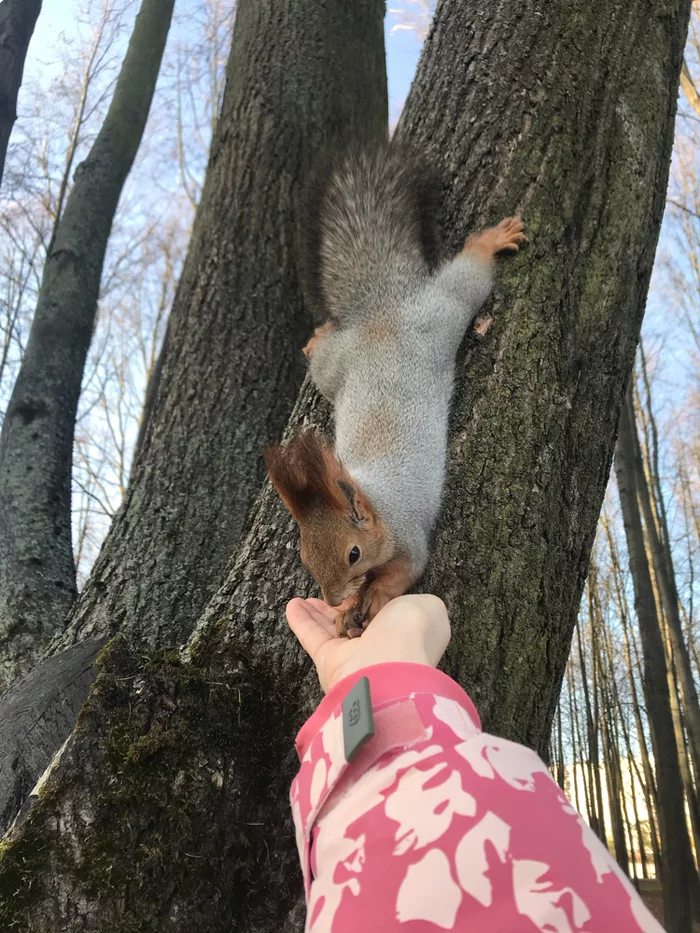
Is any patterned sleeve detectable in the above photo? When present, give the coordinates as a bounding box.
[290,662,663,933]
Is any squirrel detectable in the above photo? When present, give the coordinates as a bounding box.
[265,141,527,637]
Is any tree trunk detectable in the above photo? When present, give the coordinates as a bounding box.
[605,511,662,875]
[632,361,700,782]
[577,611,607,842]
[617,680,650,879]
[0,0,693,928]
[619,596,663,878]
[595,610,629,874]
[0,0,175,691]
[567,665,585,815]
[615,389,694,932]
[665,629,700,873]
[392,0,691,752]
[0,638,106,834]
[0,0,42,189]
[555,702,565,790]
[48,0,388,657]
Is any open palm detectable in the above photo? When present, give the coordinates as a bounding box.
[286,595,451,693]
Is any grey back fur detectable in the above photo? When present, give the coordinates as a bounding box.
[303,143,494,577]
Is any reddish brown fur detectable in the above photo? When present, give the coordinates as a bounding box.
[264,429,345,521]
[265,429,396,610]
[336,552,416,637]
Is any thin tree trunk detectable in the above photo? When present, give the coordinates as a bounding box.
[615,388,694,931]
[664,625,700,868]
[677,456,700,680]
[591,584,628,871]
[0,0,175,691]
[0,0,693,928]
[629,623,664,879]
[0,0,42,188]
[619,600,663,879]
[567,664,585,816]
[619,689,649,880]
[569,665,590,820]
[555,702,566,791]
[48,0,389,659]
[632,361,700,779]
[600,611,633,876]
[577,608,606,842]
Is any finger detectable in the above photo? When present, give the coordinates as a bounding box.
[286,599,334,660]
[303,599,339,636]
[305,598,339,621]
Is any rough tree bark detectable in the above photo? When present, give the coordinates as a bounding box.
[393,0,690,747]
[47,0,388,656]
[615,389,694,932]
[0,638,106,833]
[0,0,175,691]
[0,0,389,844]
[0,0,693,929]
[0,0,42,189]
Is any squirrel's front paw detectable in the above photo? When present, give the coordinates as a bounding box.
[335,596,364,638]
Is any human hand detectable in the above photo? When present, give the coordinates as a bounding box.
[286,594,451,693]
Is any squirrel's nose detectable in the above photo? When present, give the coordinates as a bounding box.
[322,588,346,608]
[325,593,356,612]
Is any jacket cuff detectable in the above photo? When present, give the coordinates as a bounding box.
[295,661,481,761]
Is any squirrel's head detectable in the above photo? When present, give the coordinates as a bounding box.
[265,429,394,606]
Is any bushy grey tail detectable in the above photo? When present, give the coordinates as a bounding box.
[300,140,443,326]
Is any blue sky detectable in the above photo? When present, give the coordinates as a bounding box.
[23,3,424,100]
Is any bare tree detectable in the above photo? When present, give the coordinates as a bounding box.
[631,350,700,781]
[0,0,42,187]
[0,0,176,690]
[615,387,695,930]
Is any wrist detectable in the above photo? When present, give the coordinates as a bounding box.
[324,652,433,693]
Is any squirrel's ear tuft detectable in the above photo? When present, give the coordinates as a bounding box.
[264,444,307,522]
[264,428,339,521]
[336,479,369,526]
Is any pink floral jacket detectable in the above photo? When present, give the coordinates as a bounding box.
[290,663,663,933]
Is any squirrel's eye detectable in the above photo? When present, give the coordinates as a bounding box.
[349,546,361,565]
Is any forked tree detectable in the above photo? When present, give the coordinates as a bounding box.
[0,0,692,930]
